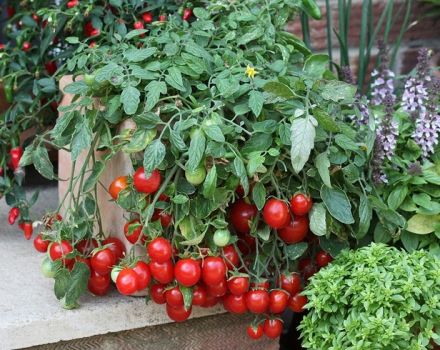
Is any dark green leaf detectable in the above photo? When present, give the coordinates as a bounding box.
[320,186,355,224]
[143,140,166,174]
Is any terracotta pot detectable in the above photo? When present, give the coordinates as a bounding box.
[58,76,147,296]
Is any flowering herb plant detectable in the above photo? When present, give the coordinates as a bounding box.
[366,47,440,255]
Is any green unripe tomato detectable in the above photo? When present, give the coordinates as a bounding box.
[41,256,56,278]
[185,166,206,186]
[213,229,231,247]
[84,73,96,87]
[111,266,122,283]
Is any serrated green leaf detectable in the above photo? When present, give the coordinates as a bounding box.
[309,203,326,236]
[249,90,264,117]
[123,47,157,62]
[285,243,308,260]
[202,165,217,199]
[186,130,206,172]
[143,140,166,174]
[120,86,140,115]
[83,161,105,192]
[315,152,331,188]
[252,182,266,211]
[290,117,316,173]
[145,81,167,111]
[71,119,92,161]
[320,186,354,224]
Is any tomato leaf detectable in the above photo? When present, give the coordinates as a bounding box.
[249,90,264,117]
[320,186,355,224]
[309,203,327,236]
[62,262,90,309]
[285,242,308,260]
[186,129,206,172]
[180,286,193,311]
[303,54,329,78]
[290,117,316,173]
[315,152,331,188]
[120,86,140,115]
[232,157,249,197]
[252,182,266,211]
[83,161,105,193]
[319,237,349,257]
[71,118,92,161]
[202,165,217,199]
[143,140,166,175]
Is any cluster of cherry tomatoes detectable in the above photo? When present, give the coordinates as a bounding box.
[30,161,335,341]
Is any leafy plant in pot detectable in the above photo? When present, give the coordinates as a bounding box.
[299,243,440,349]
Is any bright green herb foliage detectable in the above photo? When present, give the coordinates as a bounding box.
[300,243,440,350]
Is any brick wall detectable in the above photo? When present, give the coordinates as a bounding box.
[288,0,440,78]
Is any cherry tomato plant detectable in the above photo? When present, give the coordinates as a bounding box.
[2,0,416,343]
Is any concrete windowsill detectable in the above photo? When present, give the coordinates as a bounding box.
[0,186,222,350]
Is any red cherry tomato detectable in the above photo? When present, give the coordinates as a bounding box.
[67,0,78,8]
[159,14,167,22]
[76,239,98,255]
[206,278,227,297]
[166,304,191,322]
[33,233,49,253]
[102,237,126,261]
[149,260,174,284]
[88,270,110,296]
[44,61,57,75]
[277,217,309,244]
[202,256,226,286]
[116,268,139,295]
[227,276,250,296]
[9,146,23,171]
[290,194,313,216]
[182,8,193,21]
[91,248,116,276]
[133,167,161,194]
[8,207,20,225]
[150,284,167,304]
[280,273,302,295]
[263,198,290,229]
[250,280,270,291]
[133,21,144,30]
[133,261,151,291]
[174,258,201,287]
[147,237,172,263]
[263,319,284,339]
[49,240,73,265]
[22,41,31,52]
[192,284,207,306]
[223,294,248,314]
[222,245,240,270]
[245,289,269,314]
[124,219,146,244]
[247,324,263,340]
[289,293,308,313]
[21,221,33,240]
[300,259,318,281]
[201,294,220,308]
[152,210,173,228]
[109,176,128,200]
[165,286,184,308]
[269,290,289,314]
[316,250,333,267]
[142,11,153,23]
[229,199,257,234]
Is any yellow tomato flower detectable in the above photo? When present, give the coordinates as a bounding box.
[245,65,257,79]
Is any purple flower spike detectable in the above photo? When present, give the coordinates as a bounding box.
[371,42,396,106]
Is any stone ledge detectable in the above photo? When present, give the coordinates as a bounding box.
[0,186,223,350]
